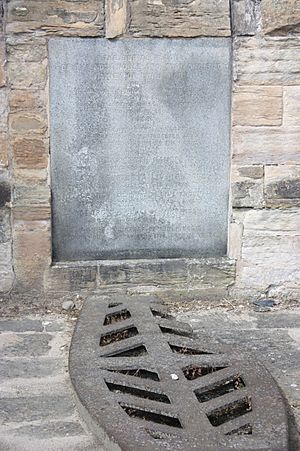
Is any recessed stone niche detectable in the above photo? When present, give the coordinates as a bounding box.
[49,38,231,262]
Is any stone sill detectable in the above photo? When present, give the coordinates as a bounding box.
[45,257,236,297]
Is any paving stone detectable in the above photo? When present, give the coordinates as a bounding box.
[0,318,43,332]
[0,395,75,423]
[0,358,62,379]
[8,421,85,438]
[255,312,300,329]
[0,333,52,357]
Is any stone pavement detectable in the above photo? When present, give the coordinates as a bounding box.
[0,302,300,450]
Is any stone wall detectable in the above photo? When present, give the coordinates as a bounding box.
[0,0,299,303]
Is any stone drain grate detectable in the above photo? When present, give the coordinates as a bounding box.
[70,295,291,450]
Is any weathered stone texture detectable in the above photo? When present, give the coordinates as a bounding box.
[233,127,300,165]
[6,0,104,36]
[283,86,300,126]
[128,0,231,37]
[0,39,6,87]
[0,242,14,293]
[233,86,282,126]
[236,209,300,294]
[12,138,48,170]
[0,133,8,168]
[261,0,300,35]
[231,0,261,36]
[0,88,8,132]
[106,0,127,38]
[13,221,51,291]
[9,90,46,112]
[231,165,264,207]
[234,37,300,85]
[265,165,300,208]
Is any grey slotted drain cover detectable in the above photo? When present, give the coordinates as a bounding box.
[70,295,291,450]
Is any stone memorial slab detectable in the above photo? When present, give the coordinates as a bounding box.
[49,38,231,261]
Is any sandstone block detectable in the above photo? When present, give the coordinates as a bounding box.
[283,86,300,126]
[13,168,48,185]
[7,0,104,36]
[8,62,47,89]
[0,39,6,87]
[9,90,46,112]
[9,113,47,135]
[261,0,300,35]
[129,0,231,37]
[0,209,11,243]
[233,86,282,126]
[12,137,48,169]
[0,242,14,293]
[106,0,127,38]
[231,165,264,207]
[45,264,97,293]
[265,165,300,207]
[13,185,50,207]
[0,133,8,168]
[228,220,243,259]
[234,37,300,85]
[231,0,261,36]
[236,209,300,290]
[7,41,47,63]
[13,221,51,291]
[233,127,300,164]
[0,88,8,133]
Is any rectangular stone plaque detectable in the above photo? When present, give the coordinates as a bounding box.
[49,38,231,261]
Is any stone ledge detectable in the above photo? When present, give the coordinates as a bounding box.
[46,257,236,298]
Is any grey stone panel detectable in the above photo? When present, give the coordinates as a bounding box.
[49,38,231,261]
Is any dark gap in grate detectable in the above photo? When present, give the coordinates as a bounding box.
[119,404,182,428]
[100,326,138,346]
[104,345,147,357]
[195,375,245,403]
[106,368,160,381]
[151,308,172,319]
[183,365,227,380]
[226,424,253,436]
[145,428,177,440]
[103,309,131,325]
[108,302,123,308]
[160,326,192,337]
[207,397,252,427]
[105,381,170,403]
[170,344,213,355]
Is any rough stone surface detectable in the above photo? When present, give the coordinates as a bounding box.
[49,38,232,261]
[231,165,264,208]
[106,0,127,38]
[233,127,300,165]
[235,209,300,294]
[283,85,300,126]
[6,0,104,36]
[233,86,282,126]
[261,0,300,35]
[231,0,261,36]
[265,165,300,208]
[129,0,231,37]
[234,37,300,85]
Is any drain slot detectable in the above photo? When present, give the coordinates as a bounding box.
[106,381,170,403]
[100,326,138,346]
[207,397,252,427]
[170,344,213,355]
[108,302,123,308]
[104,309,131,325]
[226,424,252,436]
[105,345,147,357]
[160,326,192,337]
[119,404,182,428]
[151,308,172,319]
[107,368,160,381]
[183,365,227,380]
[195,376,245,403]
